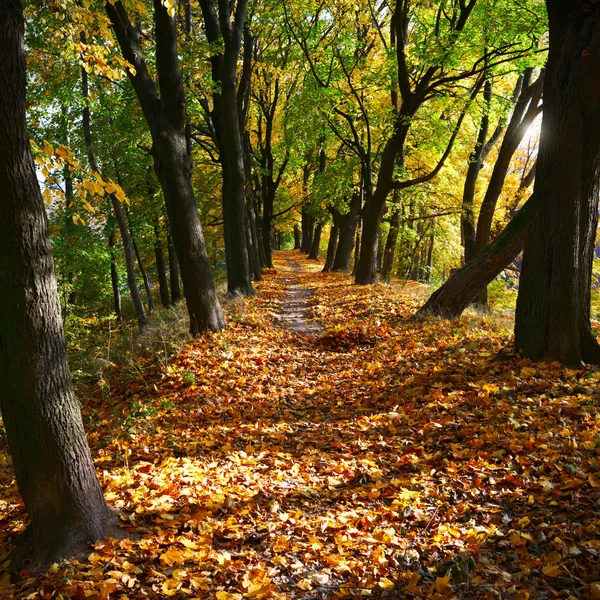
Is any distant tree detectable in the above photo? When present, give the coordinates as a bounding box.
[0,0,115,568]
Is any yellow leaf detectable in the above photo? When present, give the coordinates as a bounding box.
[161,578,180,596]
[215,592,243,600]
[378,577,395,590]
[542,564,561,577]
[435,575,451,593]
[160,548,186,566]
[515,591,531,600]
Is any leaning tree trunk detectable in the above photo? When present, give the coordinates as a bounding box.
[322,225,339,272]
[418,194,536,318]
[515,1,600,366]
[0,1,115,570]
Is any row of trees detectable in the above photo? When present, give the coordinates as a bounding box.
[1,0,600,571]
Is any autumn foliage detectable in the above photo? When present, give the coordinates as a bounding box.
[1,251,600,599]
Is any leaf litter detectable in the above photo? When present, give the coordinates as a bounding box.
[1,251,600,599]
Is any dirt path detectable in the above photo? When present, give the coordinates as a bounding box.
[276,257,324,336]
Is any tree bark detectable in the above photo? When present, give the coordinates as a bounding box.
[418,194,536,317]
[308,222,323,259]
[198,0,254,296]
[300,207,314,254]
[332,192,361,272]
[294,224,301,250]
[322,225,339,272]
[515,1,600,366]
[0,1,116,569]
[106,0,225,334]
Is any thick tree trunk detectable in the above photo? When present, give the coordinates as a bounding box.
[198,0,254,297]
[322,225,339,272]
[154,222,171,308]
[106,0,225,335]
[300,208,315,254]
[308,222,323,260]
[108,230,123,325]
[418,194,535,317]
[167,233,182,304]
[332,193,361,272]
[0,2,116,569]
[515,2,600,366]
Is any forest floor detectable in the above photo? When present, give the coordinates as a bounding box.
[2,251,600,600]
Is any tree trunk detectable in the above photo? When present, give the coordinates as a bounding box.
[154,222,171,308]
[308,222,323,259]
[246,202,263,280]
[473,69,543,305]
[381,207,400,282]
[322,225,339,272]
[198,0,254,297]
[294,224,301,250]
[167,233,182,304]
[108,229,123,325]
[332,192,361,272]
[515,2,600,366]
[133,238,155,312]
[300,208,314,254]
[425,228,435,284]
[353,221,362,276]
[106,0,225,335]
[418,194,536,318]
[0,2,116,569]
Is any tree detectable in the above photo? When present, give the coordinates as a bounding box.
[515,0,600,366]
[105,0,225,335]
[198,0,255,296]
[0,0,116,568]
[353,0,543,284]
